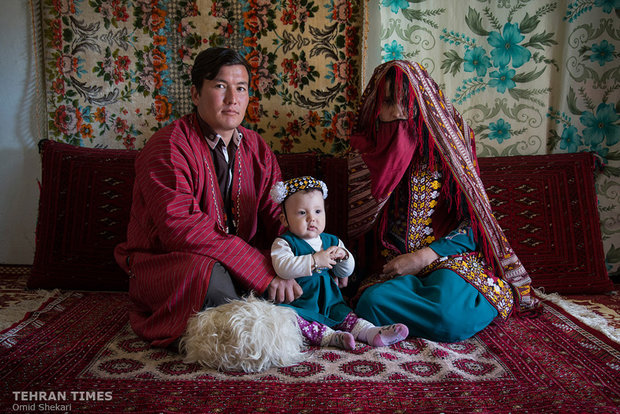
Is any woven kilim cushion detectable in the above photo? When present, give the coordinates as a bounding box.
[478,153,612,294]
[29,142,325,291]
[276,153,318,181]
[29,141,611,294]
[29,140,137,291]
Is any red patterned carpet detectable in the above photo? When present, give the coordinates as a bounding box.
[0,268,618,413]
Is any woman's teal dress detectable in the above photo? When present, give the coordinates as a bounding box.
[354,163,513,343]
[355,228,499,342]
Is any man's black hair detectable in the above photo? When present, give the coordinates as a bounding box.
[191,47,252,91]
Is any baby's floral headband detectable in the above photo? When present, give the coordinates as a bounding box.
[270,176,328,204]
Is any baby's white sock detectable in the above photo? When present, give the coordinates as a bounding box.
[327,331,356,350]
[353,320,409,347]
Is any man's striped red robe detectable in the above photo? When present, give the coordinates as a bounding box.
[114,113,283,347]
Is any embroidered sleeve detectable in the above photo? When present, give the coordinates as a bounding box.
[428,226,477,257]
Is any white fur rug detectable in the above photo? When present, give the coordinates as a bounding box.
[180,295,306,372]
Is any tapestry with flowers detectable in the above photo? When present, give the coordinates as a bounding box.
[41,0,361,154]
[363,0,620,274]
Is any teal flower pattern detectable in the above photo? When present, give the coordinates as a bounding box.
[580,103,620,146]
[383,40,404,61]
[382,0,409,14]
[488,67,515,93]
[488,119,511,143]
[594,0,620,13]
[591,143,610,163]
[487,22,531,68]
[463,47,491,76]
[589,40,615,66]
[559,125,581,152]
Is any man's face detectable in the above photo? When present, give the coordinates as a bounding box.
[280,190,326,240]
[191,64,250,142]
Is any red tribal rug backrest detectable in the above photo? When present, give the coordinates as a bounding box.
[29,141,611,294]
[478,152,611,294]
[29,140,136,291]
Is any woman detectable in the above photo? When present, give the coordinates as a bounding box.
[348,60,539,342]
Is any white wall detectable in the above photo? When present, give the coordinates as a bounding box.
[0,0,41,264]
[361,0,382,89]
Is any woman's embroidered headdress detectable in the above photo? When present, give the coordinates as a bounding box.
[271,176,328,205]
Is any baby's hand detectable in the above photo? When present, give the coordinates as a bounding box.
[329,246,347,262]
[313,249,337,270]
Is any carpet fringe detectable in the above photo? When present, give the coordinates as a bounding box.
[0,289,60,332]
[535,288,619,343]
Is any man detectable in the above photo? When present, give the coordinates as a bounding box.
[114,48,302,347]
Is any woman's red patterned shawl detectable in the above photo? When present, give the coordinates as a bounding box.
[348,60,538,314]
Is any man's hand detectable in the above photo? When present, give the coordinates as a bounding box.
[267,276,303,304]
[333,275,349,288]
[382,247,440,278]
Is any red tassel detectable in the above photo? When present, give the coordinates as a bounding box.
[425,118,435,171]
[372,77,387,138]
[394,70,403,110]
[408,83,416,119]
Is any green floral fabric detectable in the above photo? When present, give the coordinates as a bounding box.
[367,0,619,274]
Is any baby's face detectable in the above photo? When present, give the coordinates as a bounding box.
[282,189,326,240]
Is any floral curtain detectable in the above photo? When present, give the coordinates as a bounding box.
[364,0,619,274]
[42,0,360,153]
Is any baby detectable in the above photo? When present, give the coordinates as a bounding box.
[270,176,408,350]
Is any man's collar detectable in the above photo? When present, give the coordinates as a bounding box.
[196,113,242,150]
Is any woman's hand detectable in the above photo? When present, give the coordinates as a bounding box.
[382,247,440,278]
